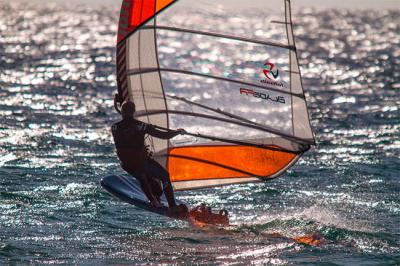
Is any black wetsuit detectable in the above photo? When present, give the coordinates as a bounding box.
[111,118,179,206]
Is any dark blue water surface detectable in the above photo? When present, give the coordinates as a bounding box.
[0,2,399,265]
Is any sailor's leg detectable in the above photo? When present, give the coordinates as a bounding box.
[162,180,177,208]
[144,159,177,207]
[139,161,162,200]
[148,178,163,200]
[122,164,155,203]
[136,173,157,203]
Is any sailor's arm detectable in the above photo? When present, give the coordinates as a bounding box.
[113,93,123,114]
[146,125,186,139]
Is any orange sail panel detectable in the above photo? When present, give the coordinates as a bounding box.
[117,0,175,43]
[168,146,297,181]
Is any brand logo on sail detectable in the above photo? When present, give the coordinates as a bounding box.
[240,88,285,104]
[260,60,286,88]
[263,61,279,80]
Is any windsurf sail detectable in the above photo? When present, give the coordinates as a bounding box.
[115,0,315,190]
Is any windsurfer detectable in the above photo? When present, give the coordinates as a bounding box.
[111,100,187,214]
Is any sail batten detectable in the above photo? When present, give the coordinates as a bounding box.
[126,67,306,99]
[139,25,296,50]
[116,0,315,190]
[134,109,314,145]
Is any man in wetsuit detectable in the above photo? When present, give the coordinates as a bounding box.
[111,101,187,214]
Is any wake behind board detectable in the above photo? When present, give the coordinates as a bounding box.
[100,175,229,226]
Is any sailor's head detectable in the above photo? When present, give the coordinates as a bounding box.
[121,101,136,119]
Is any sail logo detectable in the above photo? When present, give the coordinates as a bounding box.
[240,88,285,104]
[263,61,279,80]
[260,60,286,88]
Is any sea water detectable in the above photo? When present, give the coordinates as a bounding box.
[0,2,399,265]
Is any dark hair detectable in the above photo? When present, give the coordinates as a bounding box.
[121,101,135,118]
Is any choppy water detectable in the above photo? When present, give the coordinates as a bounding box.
[1,2,399,265]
